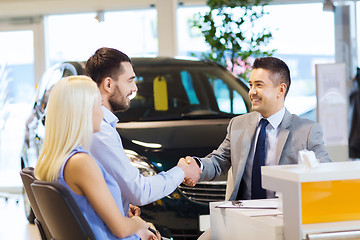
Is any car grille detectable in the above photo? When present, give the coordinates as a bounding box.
[178,181,227,204]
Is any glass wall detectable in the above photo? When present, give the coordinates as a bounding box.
[177,3,335,120]
[263,3,335,121]
[0,31,35,103]
[0,30,35,172]
[177,6,210,57]
[46,9,157,65]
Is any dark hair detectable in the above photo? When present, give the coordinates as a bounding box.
[252,57,291,97]
[85,47,131,86]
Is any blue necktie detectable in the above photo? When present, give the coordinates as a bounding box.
[251,118,269,199]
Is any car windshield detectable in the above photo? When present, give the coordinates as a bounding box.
[116,63,249,122]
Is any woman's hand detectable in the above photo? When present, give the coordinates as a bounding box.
[136,227,162,240]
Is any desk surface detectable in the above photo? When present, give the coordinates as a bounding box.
[262,161,360,182]
[210,200,360,240]
[210,200,283,240]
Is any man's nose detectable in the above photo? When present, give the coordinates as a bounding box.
[132,82,138,92]
[248,87,256,95]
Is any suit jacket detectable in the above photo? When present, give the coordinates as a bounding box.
[199,109,331,200]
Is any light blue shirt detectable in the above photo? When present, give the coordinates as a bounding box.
[264,107,285,166]
[90,106,185,215]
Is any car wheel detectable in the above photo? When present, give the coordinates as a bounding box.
[23,188,35,223]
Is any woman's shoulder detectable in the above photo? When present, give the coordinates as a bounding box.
[65,151,99,178]
[66,147,109,182]
[69,151,92,162]
[68,151,95,167]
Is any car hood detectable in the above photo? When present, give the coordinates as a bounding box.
[116,119,230,149]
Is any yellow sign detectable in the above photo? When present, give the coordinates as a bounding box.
[153,76,168,111]
[301,179,360,224]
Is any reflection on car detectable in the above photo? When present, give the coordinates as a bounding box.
[21,57,251,239]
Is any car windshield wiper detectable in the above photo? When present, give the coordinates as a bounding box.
[139,114,184,121]
[180,111,235,119]
[137,112,234,121]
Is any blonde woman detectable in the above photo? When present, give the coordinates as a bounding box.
[35,75,159,240]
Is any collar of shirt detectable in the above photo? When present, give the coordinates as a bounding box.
[102,106,119,128]
[259,106,286,130]
[261,106,286,167]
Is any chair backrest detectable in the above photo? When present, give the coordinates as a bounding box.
[20,167,51,240]
[31,180,96,240]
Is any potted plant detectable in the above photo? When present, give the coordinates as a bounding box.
[193,0,275,80]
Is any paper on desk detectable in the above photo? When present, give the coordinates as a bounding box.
[215,200,282,217]
[242,209,283,217]
[215,199,278,209]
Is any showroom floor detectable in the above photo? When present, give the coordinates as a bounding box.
[0,195,40,239]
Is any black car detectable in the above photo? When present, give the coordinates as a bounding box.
[21,57,251,239]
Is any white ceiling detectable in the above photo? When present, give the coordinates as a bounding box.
[0,0,349,18]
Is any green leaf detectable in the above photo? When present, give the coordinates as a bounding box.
[192,0,275,78]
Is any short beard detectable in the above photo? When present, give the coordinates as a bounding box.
[109,85,130,113]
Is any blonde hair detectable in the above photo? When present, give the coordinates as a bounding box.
[35,75,99,181]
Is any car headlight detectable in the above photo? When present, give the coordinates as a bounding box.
[124,149,157,177]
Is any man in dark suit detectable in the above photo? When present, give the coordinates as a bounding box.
[185,56,331,201]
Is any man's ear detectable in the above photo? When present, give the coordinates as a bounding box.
[278,83,287,98]
[101,77,112,93]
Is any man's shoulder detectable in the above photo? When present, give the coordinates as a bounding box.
[284,112,321,133]
[289,113,316,125]
[232,111,258,122]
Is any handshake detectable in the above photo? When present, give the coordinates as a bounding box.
[177,156,202,187]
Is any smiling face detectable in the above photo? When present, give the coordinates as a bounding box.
[248,68,287,118]
[108,62,138,112]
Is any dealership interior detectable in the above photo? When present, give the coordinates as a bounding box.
[1,0,360,239]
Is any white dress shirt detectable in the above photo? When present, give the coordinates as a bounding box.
[241,107,285,199]
[264,107,286,166]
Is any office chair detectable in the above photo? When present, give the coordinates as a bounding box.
[20,167,51,240]
[31,180,96,240]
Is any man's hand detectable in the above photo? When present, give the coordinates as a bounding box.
[128,204,141,217]
[177,156,202,187]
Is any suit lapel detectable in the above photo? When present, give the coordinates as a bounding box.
[276,109,292,164]
[230,113,258,200]
[238,125,256,170]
